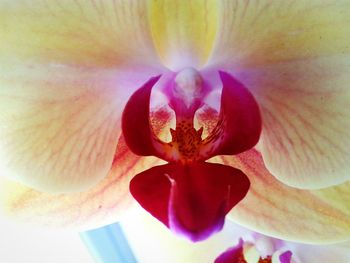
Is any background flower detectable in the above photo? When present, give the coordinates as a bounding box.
[121,207,350,263]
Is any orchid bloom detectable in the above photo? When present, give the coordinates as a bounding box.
[121,210,350,263]
[0,0,350,244]
[215,237,293,263]
[214,230,350,263]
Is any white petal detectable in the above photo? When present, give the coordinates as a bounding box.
[0,0,160,67]
[218,150,350,243]
[288,241,350,263]
[210,1,350,67]
[0,63,159,192]
[237,56,350,189]
[0,137,162,229]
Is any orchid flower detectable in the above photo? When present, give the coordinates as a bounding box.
[214,229,350,263]
[121,209,350,263]
[0,0,350,244]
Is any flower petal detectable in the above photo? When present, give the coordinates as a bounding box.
[208,0,350,188]
[129,164,171,228]
[0,0,159,67]
[0,136,161,229]
[210,1,350,67]
[201,71,261,158]
[130,162,250,242]
[217,150,350,243]
[122,75,164,157]
[149,0,218,70]
[288,241,350,263]
[214,238,245,263]
[278,251,292,263]
[0,63,157,192]
[236,57,350,189]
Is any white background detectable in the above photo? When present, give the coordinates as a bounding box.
[0,218,94,263]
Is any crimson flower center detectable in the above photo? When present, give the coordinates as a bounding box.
[121,68,262,241]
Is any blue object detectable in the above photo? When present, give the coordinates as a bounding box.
[80,223,137,263]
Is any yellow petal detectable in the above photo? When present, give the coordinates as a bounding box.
[210,0,350,188]
[0,137,161,229]
[237,56,350,189]
[210,0,350,67]
[0,0,159,67]
[149,0,218,70]
[0,63,157,192]
[216,150,350,243]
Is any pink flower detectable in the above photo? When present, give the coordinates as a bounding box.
[215,228,350,263]
[120,212,350,263]
[0,0,349,244]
